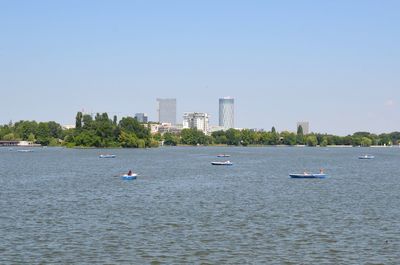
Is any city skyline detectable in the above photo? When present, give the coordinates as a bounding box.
[0,1,399,135]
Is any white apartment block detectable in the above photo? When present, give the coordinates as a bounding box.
[183,112,210,134]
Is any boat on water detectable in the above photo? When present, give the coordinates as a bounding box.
[211,161,233,166]
[217,154,231,157]
[17,149,33,153]
[122,174,137,180]
[358,155,374,159]
[289,173,327,179]
[99,154,116,158]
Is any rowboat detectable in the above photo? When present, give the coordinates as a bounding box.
[122,174,137,180]
[289,173,326,179]
[358,155,374,159]
[211,161,233,166]
[99,154,116,158]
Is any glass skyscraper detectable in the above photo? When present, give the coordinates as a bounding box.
[156,98,176,125]
[219,97,234,129]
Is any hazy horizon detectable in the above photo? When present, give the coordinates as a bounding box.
[1,1,399,135]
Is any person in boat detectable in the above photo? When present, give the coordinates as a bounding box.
[319,168,324,174]
[303,171,309,175]
[127,170,132,176]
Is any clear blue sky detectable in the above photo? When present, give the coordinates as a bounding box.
[0,0,399,135]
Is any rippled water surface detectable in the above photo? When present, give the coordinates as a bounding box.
[1,146,400,264]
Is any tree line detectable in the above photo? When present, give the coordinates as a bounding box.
[1,113,400,148]
[0,112,158,148]
[157,127,400,147]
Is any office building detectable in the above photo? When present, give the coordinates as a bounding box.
[219,97,234,129]
[134,113,148,123]
[183,112,210,134]
[156,98,176,125]
[296,121,309,134]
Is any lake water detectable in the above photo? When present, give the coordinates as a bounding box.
[1,146,399,264]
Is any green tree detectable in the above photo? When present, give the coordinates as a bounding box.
[3,133,16,140]
[181,128,206,145]
[119,131,138,147]
[280,131,296,145]
[75,112,83,129]
[225,129,241,146]
[119,117,150,139]
[296,125,304,145]
[36,122,51,145]
[360,137,372,147]
[306,135,318,146]
[163,132,179,146]
[82,115,93,130]
[320,136,328,147]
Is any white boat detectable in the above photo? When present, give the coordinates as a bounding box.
[17,149,33,153]
[217,154,230,157]
[99,154,116,158]
[211,161,233,166]
[358,155,374,159]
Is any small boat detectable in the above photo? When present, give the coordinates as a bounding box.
[217,154,231,157]
[289,173,327,179]
[211,161,233,166]
[358,155,374,159]
[17,149,33,153]
[99,154,116,158]
[122,174,137,180]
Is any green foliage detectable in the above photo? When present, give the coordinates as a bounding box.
[360,137,372,147]
[56,112,156,148]
[320,137,328,147]
[163,132,179,146]
[306,135,318,146]
[2,133,16,140]
[75,112,83,129]
[180,128,208,145]
[119,131,139,148]
[225,129,241,145]
[280,131,296,145]
[2,113,400,149]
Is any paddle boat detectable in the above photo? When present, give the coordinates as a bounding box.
[99,154,116,158]
[289,173,327,179]
[358,155,374,159]
[211,161,233,166]
[217,154,231,157]
[122,173,137,180]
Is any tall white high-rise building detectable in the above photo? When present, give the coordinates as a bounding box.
[157,98,176,125]
[183,112,209,134]
[219,97,234,129]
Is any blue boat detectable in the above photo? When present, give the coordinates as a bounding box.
[289,173,327,179]
[122,174,137,180]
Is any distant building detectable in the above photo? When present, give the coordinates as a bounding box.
[148,123,182,135]
[134,113,148,123]
[219,97,234,130]
[157,98,176,125]
[209,125,225,133]
[183,112,210,134]
[297,121,309,134]
[62,124,75,130]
